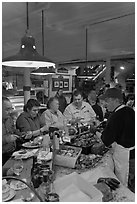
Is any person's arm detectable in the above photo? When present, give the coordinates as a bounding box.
[30,125,48,137]
[16,116,46,139]
[88,103,96,120]
[63,106,73,123]
[101,115,116,147]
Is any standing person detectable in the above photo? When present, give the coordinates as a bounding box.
[115,83,126,104]
[64,89,97,126]
[55,88,67,113]
[2,97,18,165]
[16,99,47,140]
[100,88,135,192]
[88,89,103,121]
[98,95,111,120]
[36,91,48,105]
[126,94,135,110]
[36,91,48,115]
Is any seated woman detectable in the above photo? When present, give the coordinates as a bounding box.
[40,97,64,130]
[16,99,47,140]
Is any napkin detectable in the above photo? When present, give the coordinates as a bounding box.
[60,183,91,202]
[12,149,39,159]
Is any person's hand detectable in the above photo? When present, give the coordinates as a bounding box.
[71,117,83,125]
[41,125,48,132]
[97,177,120,190]
[10,134,19,141]
[24,131,33,139]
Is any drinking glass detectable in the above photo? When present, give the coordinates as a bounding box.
[13,156,23,176]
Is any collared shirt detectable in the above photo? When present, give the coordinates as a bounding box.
[64,101,96,124]
[40,109,64,129]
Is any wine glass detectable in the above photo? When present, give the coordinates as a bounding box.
[13,156,23,176]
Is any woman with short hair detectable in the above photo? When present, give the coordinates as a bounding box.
[16,99,47,140]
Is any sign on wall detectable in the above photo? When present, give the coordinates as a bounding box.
[52,78,69,91]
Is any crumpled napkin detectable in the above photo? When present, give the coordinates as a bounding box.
[12,149,38,159]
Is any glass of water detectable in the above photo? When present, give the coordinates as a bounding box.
[13,156,23,176]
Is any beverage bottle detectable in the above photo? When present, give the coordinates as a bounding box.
[42,134,51,152]
[54,133,60,150]
[39,171,50,201]
[64,118,69,136]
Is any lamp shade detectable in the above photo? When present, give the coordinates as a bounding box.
[31,66,56,76]
[2,34,55,68]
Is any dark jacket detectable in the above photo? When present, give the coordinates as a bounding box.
[101,105,135,149]
[56,94,67,113]
[92,103,104,121]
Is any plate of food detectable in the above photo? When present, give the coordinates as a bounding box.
[2,183,16,202]
[22,139,43,149]
[12,149,39,159]
[10,179,27,191]
[37,151,52,161]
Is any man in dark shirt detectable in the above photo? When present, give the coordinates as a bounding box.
[88,90,103,121]
[55,88,67,113]
[100,88,135,193]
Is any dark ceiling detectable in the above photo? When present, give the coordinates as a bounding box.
[2,2,135,79]
[2,2,135,61]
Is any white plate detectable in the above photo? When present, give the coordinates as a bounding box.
[37,151,52,161]
[2,189,16,202]
[10,180,27,190]
[22,142,41,149]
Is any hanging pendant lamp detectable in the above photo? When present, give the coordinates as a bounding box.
[77,27,91,79]
[31,9,56,75]
[2,2,55,68]
[31,66,55,75]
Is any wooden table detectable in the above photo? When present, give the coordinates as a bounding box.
[2,149,135,202]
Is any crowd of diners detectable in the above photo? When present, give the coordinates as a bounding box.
[2,83,135,193]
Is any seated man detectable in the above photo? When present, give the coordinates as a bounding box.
[2,97,18,165]
[64,89,97,126]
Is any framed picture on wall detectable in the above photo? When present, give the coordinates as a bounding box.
[60,81,63,88]
[54,81,59,88]
[64,81,69,88]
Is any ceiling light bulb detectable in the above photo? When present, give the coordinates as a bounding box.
[120,66,125,70]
